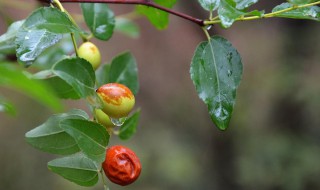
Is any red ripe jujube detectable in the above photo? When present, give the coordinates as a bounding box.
[102,145,141,186]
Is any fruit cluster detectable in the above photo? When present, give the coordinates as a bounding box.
[80,42,141,186]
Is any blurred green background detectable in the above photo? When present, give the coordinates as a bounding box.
[1,0,320,190]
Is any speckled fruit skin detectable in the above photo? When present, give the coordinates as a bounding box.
[96,83,135,118]
[95,109,114,128]
[102,145,141,186]
[78,42,101,70]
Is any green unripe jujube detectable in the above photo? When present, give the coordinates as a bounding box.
[78,42,101,70]
[95,109,114,128]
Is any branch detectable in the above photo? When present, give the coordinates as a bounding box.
[204,1,320,25]
[54,0,205,26]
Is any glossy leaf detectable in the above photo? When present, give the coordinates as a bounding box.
[136,0,177,30]
[0,97,16,116]
[272,3,320,21]
[15,7,80,65]
[0,63,62,111]
[96,52,139,95]
[0,20,24,54]
[218,0,246,28]
[60,119,109,163]
[234,0,259,10]
[52,57,96,98]
[48,153,99,186]
[109,52,139,95]
[198,0,220,11]
[96,63,111,87]
[16,29,62,66]
[190,36,243,130]
[81,3,115,41]
[21,7,79,33]
[25,109,88,155]
[115,18,140,38]
[119,109,140,140]
[33,37,75,70]
[44,76,80,99]
[287,0,317,5]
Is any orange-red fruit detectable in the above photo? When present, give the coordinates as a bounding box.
[96,83,135,118]
[102,145,141,186]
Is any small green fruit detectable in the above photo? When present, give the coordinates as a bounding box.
[96,83,135,118]
[78,42,101,70]
[95,109,114,128]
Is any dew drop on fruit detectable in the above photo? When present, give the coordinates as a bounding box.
[110,117,126,127]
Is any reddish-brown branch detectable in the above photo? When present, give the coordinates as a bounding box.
[56,0,205,26]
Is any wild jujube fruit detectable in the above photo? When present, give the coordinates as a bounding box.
[96,83,135,118]
[102,145,141,186]
[78,41,101,70]
[95,109,114,128]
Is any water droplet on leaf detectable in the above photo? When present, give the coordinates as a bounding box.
[214,106,229,121]
[227,52,233,61]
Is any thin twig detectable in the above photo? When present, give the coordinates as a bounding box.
[57,0,205,26]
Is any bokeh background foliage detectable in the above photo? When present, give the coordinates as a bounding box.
[1,0,320,190]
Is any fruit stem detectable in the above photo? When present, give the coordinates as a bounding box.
[51,0,79,56]
[99,169,109,190]
[71,32,79,57]
[52,0,65,12]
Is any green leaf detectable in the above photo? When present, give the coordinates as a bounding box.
[190,36,243,130]
[0,97,16,116]
[0,63,62,111]
[22,7,79,33]
[16,29,62,66]
[15,7,80,66]
[81,3,115,41]
[96,63,111,87]
[198,0,220,11]
[272,3,320,21]
[96,52,139,95]
[287,0,317,5]
[25,109,88,155]
[136,0,177,30]
[52,57,96,98]
[44,76,81,99]
[0,20,24,54]
[234,0,259,10]
[119,109,140,140]
[115,18,140,38]
[218,0,246,28]
[48,153,99,187]
[60,119,110,163]
[33,37,75,70]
